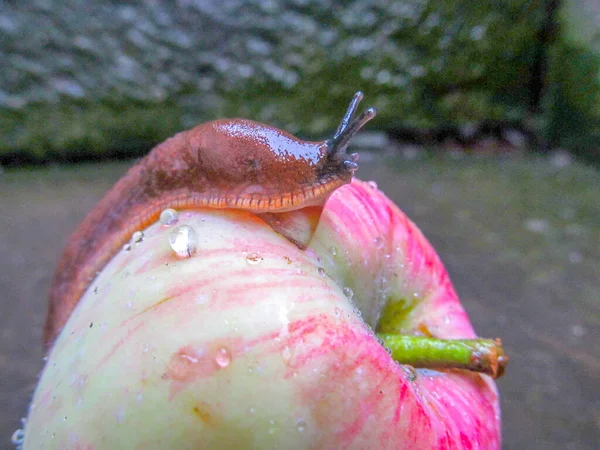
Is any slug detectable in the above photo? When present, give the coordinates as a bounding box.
[45,92,376,349]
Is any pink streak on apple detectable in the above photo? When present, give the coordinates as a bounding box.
[310,179,476,339]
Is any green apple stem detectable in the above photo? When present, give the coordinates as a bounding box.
[377,334,508,379]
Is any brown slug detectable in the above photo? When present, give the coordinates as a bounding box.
[44,92,376,349]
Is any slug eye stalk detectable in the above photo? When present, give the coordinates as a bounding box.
[327,91,377,158]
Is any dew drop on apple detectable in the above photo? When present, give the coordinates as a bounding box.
[329,246,338,256]
[215,347,231,368]
[317,267,327,277]
[11,428,25,446]
[116,406,126,424]
[169,225,197,257]
[296,419,307,433]
[402,365,418,381]
[123,243,131,251]
[343,286,354,300]
[246,252,264,265]
[160,208,179,225]
[281,346,292,361]
[268,420,278,435]
[131,230,144,243]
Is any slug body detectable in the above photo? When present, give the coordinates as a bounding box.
[45,93,375,348]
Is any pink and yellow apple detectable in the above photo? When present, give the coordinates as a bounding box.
[23,179,503,449]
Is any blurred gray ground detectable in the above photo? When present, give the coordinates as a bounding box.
[1,152,599,449]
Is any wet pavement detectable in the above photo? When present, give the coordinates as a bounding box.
[1,154,598,449]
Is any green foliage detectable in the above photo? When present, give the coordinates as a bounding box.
[544,42,600,161]
[0,101,183,163]
[0,0,598,163]
[542,1,600,163]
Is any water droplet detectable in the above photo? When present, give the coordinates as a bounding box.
[215,347,231,368]
[160,208,179,225]
[373,236,384,248]
[123,243,131,251]
[343,287,354,300]
[403,365,418,381]
[143,343,150,353]
[334,307,342,318]
[268,419,278,435]
[131,230,144,243]
[329,246,338,256]
[367,180,378,189]
[249,407,256,414]
[195,294,208,305]
[11,428,25,445]
[281,346,292,361]
[116,406,126,424]
[317,267,326,277]
[246,252,264,265]
[296,419,307,432]
[169,225,197,257]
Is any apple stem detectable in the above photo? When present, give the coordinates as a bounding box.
[377,334,508,379]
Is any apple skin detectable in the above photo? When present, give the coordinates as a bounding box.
[23,179,500,449]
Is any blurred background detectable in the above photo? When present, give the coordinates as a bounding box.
[1,0,598,448]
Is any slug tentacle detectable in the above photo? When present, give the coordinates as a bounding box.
[326,92,377,175]
[334,91,365,139]
[45,92,376,350]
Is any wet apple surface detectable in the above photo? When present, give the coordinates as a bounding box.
[23,179,502,449]
[3,156,598,449]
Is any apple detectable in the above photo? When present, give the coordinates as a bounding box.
[21,179,504,449]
